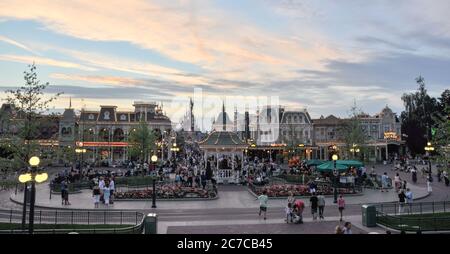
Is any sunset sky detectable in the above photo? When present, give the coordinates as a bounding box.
[1,0,450,129]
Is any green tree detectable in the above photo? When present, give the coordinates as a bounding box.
[340,103,366,160]
[432,103,450,172]
[2,63,61,172]
[401,76,439,155]
[128,120,156,165]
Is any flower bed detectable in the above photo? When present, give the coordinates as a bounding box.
[250,183,358,197]
[115,185,217,199]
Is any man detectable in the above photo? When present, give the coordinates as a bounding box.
[443,171,449,187]
[405,188,413,213]
[309,192,319,220]
[398,189,406,214]
[317,192,326,219]
[257,190,269,220]
[109,177,115,205]
[381,172,389,192]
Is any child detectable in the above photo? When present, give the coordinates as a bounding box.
[285,202,293,223]
[92,185,100,208]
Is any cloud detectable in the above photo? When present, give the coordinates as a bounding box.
[0,0,350,83]
[0,35,40,55]
[0,54,97,71]
[49,73,145,87]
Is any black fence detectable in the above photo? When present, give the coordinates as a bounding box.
[373,201,450,232]
[0,209,145,234]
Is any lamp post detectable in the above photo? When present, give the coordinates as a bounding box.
[332,154,339,203]
[18,156,48,234]
[151,155,158,208]
[350,144,360,159]
[75,145,87,173]
[424,142,435,174]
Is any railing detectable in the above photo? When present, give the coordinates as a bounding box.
[373,201,450,232]
[0,209,145,234]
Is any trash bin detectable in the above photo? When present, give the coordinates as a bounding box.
[362,205,377,227]
[144,213,157,234]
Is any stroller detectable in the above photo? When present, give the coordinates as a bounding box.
[292,212,303,224]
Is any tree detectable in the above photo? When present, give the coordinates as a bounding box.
[340,103,366,160]
[432,103,450,172]
[128,120,156,165]
[2,63,61,172]
[401,76,439,155]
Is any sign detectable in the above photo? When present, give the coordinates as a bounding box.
[76,141,129,147]
[384,132,397,140]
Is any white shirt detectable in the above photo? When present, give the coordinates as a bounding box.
[109,180,115,190]
[99,180,105,189]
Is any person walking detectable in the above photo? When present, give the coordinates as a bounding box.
[257,190,269,220]
[405,188,413,214]
[398,189,406,214]
[317,192,326,219]
[310,192,319,220]
[60,180,67,205]
[426,174,433,193]
[411,166,417,184]
[381,172,389,192]
[337,195,345,222]
[394,173,401,192]
[92,185,100,208]
[443,171,449,187]
[109,177,115,205]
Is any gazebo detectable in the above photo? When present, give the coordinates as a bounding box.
[198,131,248,184]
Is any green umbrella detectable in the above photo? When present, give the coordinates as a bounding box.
[316,161,348,172]
[337,160,364,167]
[306,159,326,166]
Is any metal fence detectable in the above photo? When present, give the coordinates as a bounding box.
[0,209,145,234]
[373,201,450,232]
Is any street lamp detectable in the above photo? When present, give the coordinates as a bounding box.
[332,154,339,204]
[350,144,360,159]
[18,156,47,234]
[424,142,435,174]
[75,146,87,172]
[151,155,158,208]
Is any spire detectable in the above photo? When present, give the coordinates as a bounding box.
[69,97,72,109]
[222,100,226,131]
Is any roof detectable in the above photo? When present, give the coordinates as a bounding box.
[198,131,248,148]
[312,115,345,125]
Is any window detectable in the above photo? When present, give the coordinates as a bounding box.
[88,114,94,120]
[293,116,297,122]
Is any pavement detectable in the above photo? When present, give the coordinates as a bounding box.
[1,163,447,234]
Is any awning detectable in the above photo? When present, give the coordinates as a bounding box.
[317,161,348,172]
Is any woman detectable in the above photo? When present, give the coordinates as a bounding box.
[394,173,401,192]
[337,195,345,222]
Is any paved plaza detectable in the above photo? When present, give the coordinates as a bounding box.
[2,163,448,234]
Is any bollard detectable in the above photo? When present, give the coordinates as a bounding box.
[144,213,158,234]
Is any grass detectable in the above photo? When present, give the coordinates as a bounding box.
[0,223,136,232]
[378,212,450,231]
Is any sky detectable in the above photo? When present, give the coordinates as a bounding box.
[1,0,450,130]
